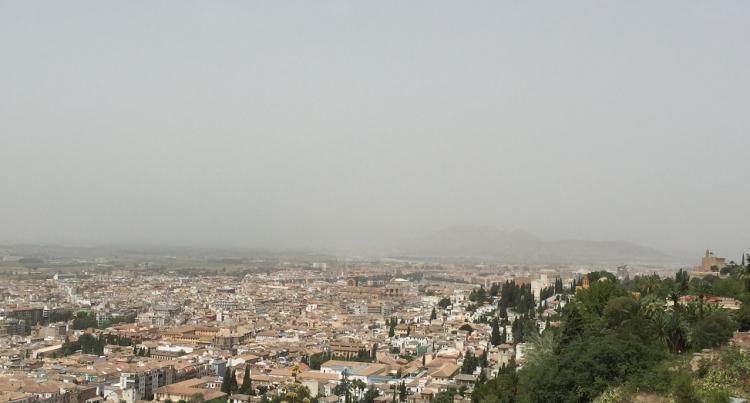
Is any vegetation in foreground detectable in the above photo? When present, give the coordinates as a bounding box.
[471,254,750,403]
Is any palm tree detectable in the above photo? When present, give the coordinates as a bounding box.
[641,275,662,296]
[690,279,711,319]
[649,310,670,347]
[351,379,367,400]
[737,253,750,291]
[667,289,681,309]
[524,331,555,367]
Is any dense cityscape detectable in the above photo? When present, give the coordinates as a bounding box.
[1,247,749,402]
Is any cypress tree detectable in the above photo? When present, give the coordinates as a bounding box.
[230,369,239,393]
[221,367,232,394]
[490,320,502,346]
[240,366,253,395]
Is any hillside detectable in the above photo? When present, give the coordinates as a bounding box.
[389,226,675,263]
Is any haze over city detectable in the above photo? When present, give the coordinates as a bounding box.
[1,2,749,258]
[5,3,750,403]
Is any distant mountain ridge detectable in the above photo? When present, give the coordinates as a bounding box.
[388,226,675,263]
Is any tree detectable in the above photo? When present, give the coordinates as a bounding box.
[602,296,640,329]
[737,253,750,292]
[521,331,665,402]
[690,311,737,350]
[361,388,379,403]
[490,320,502,346]
[221,367,232,394]
[239,365,254,395]
[675,269,690,293]
[735,303,750,331]
[229,370,239,394]
[690,279,712,319]
[72,312,98,330]
[430,307,437,322]
[334,370,352,403]
[78,333,104,355]
[554,277,564,294]
[471,363,517,403]
[460,351,477,374]
[479,349,488,368]
[398,381,407,402]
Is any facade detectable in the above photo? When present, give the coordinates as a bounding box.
[320,360,388,383]
[692,249,727,278]
[119,363,175,401]
[153,378,226,402]
[3,305,44,333]
[0,318,26,337]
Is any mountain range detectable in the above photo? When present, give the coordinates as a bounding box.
[387,226,678,263]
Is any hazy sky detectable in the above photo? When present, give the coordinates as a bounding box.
[1,1,748,258]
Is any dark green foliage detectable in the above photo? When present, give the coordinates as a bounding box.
[675,269,690,293]
[498,281,536,316]
[672,372,701,403]
[735,303,750,331]
[78,333,104,355]
[586,271,617,283]
[490,320,502,346]
[437,297,451,309]
[334,371,352,403]
[521,331,666,402]
[510,316,537,344]
[469,286,489,305]
[623,360,680,394]
[433,389,458,403]
[98,315,136,329]
[539,285,555,301]
[49,309,73,323]
[302,351,330,370]
[554,277,565,294]
[230,369,238,394]
[361,388,379,403]
[239,365,254,395]
[690,311,737,350]
[387,317,397,338]
[72,312,98,330]
[461,351,477,374]
[575,277,627,318]
[101,333,133,346]
[471,363,517,403]
[556,305,585,351]
[221,367,232,394]
[489,283,501,297]
[481,263,750,403]
[602,296,640,329]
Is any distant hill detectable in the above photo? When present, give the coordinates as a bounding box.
[388,226,675,263]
